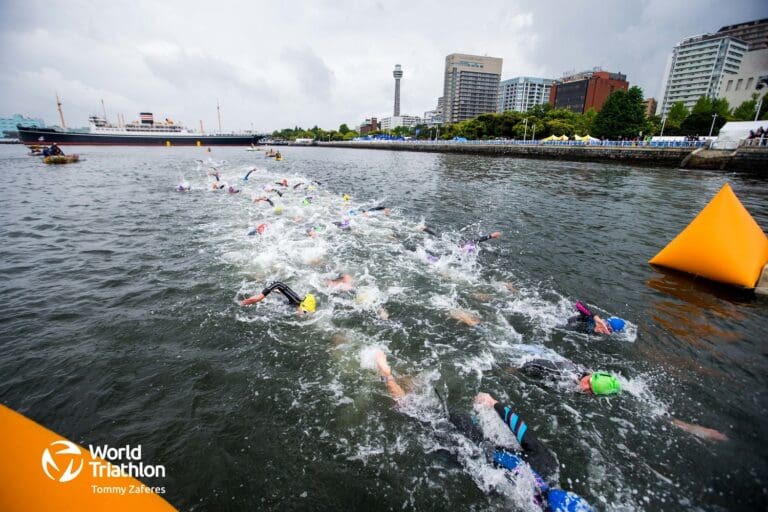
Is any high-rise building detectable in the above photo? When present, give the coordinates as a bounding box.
[393,64,403,117]
[498,77,555,113]
[658,33,747,117]
[718,49,768,110]
[643,98,658,118]
[442,54,502,123]
[548,70,628,114]
[716,18,768,51]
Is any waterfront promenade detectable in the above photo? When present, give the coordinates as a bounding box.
[318,140,768,171]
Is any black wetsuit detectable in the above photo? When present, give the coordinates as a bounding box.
[492,403,558,480]
[566,313,596,334]
[243,169,256,180]
[520,359,588,381]
[422,225,439,236]
[448,404,558,481]
[262,282,303,306]
[49,145,64,156]
[364,206,387,213]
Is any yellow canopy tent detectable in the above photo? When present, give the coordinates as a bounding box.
[542,135,560,141]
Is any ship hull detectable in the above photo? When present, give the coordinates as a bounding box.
[17,127,259,146]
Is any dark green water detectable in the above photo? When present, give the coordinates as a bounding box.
[1,145,766,511]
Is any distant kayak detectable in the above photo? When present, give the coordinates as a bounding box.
[43,155,80,164]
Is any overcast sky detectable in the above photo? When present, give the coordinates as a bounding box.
[1,0,765,132]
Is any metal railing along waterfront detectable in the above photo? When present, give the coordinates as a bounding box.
[343,139,708,149]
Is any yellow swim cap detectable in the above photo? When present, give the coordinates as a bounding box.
[299,293,317,312]
[342,194,351,201]
[274,206,283,215]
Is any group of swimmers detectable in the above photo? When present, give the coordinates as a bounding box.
[183,161,725,511]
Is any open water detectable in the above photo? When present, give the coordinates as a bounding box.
[1,145,766,511]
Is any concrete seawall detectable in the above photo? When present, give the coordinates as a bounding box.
[315,141,768,171]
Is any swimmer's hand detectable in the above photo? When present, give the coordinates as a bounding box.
[240,293,265,306]
[474,392,498,408]
[490,231,501,239]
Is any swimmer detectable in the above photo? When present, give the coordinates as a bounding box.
[240,281,316,314]
[293,182,305,190]
[275,179,289,188]
[253,196,275,207]
[327,274,354,292]
[227,185,240,194]
[449,309,482,328]
[211,182,225,190]
[247,224,267,236]
[302,197,313,205]
[243,167,257,181]
[306,225,325,237]
[372,351,592,511]
[419,224,439,236]
[333,219,352,230]
[460,232,502,253]
[176,183,191,192]
[567,301,626,335]
[516,358,621,396]
[208,169,221,181]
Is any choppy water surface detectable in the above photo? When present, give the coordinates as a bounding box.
[1,145,766,511]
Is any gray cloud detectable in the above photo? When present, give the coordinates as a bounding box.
[1,0,766,132]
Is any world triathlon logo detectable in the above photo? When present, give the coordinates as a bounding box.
[41,440,84,483]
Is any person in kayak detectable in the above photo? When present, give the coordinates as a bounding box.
[567,301,626,335]
[240,281,317,314]
[49,143,64,156]
[371,350,593,511]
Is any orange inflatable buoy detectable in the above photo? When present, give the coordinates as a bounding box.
[0,405,175,512]
[649,183,768,288]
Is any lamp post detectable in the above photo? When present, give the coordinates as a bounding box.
[660,115,667,137]
[523,118,528,142]
[708,113,718,137]
[532,123,536,142]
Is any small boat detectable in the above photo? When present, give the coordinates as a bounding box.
[275,155,283,161]
[43,154,80,164]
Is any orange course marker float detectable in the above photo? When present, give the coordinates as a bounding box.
[0,405,176,512]
[649,183,768,288]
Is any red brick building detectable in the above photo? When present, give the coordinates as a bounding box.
[549,70,629,113]
[359,117,379,135]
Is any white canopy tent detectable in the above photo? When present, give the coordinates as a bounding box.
[712,121,767,150]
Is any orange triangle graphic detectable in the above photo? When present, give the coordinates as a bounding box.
[649,183,768,288]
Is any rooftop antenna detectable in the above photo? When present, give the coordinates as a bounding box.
[217,99,222,134]
[56,93,67,129]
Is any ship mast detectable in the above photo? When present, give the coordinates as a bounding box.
[217,99,222,134]
[101,99,108,123]
[200,120,204,134]
[56,93,67,129]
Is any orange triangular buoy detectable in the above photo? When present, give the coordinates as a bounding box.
[649,183,768,288]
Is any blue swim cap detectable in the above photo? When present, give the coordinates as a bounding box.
[546,489,593,512]
[348,209,359,217]
[607,317,625,333]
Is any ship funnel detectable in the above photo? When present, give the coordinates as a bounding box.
[140,112,154,125]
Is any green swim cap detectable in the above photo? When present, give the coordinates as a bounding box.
[590,372,621,396]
